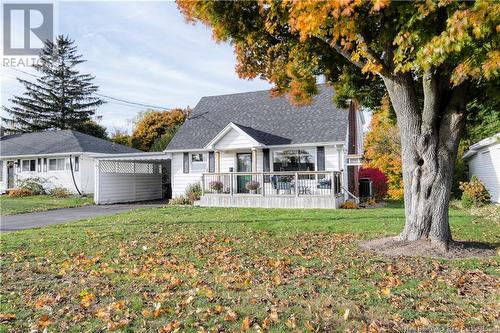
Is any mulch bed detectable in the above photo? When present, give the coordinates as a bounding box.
[360,236,498,259]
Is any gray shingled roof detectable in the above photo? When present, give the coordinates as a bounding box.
[166,85,348,150]
[0,130,141,157]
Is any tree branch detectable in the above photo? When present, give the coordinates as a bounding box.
[315,35,391,77]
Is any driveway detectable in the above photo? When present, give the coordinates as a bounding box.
[0,203,165,232]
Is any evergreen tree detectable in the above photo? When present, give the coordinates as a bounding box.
[3,35,104,132]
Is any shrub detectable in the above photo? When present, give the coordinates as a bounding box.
[185,183,202,203]
[359,168,388,200]
[16,177,47,195]
[8,188,33,197]
[245,180,260,191]
[209,180,224,192]
[49,187,71,198]
[459,176,491,208]
[340,200,359,209]
[365,198,377,206]
[168,196,191,205]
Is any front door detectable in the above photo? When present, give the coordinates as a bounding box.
[236,153,252,193]
[7,161,15,188]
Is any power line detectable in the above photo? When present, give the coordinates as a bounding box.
[3,66,174,111]
[94,93,172,111]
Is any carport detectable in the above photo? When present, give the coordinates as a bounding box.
[94,152,171,204]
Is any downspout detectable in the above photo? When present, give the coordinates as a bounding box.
[69,154,82,195]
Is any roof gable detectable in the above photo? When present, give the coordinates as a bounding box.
[0,130,141,157]
[205,123,264,150]
[166,85,348,150]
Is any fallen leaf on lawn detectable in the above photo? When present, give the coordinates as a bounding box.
[285,315,296,328]
[108,319,129,331]
[269,308,279,322]
[159,320,181,333]
[262,318,271,329]
[304,320,314,331]
[343,308,350,321]
[241,317,250,331]
[38,314,52,328]
[35,295,56,309]
[110,300,127,310]
[0,313,16,321]
[224,309,238,322]
[451,318,465,329]
[381,288,391,296]
[413,317,431,327]
[80,293,95,308]
[95,308,109,320]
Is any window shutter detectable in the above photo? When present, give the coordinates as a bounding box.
[317,147,325,171]
[263,149,270,172]
[183,153,189,173]
[208,152,215,173]
[75,156,79,172]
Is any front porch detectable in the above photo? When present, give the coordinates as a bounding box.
[199,171,345,209]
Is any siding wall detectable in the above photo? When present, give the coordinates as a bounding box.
[79,156,95,194]
[467,143,500,203]
[172,152,209,197]
[0,161,7,193]
[0,155,94,194]
[214,129,256,150]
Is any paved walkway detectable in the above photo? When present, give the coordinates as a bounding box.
[0,203,165,232]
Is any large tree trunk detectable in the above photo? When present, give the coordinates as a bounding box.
[381,73,467,249]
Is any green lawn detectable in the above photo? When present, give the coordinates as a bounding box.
[0,195,93,215]
[1,203,498,332]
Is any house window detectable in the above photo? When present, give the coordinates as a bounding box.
[43,158,47,172]
[0,161,3,181]
[191,153,206,171]
[22,159,36,172]
[74,156,79,171]
[273,149,315,172]
[48,158,66,171]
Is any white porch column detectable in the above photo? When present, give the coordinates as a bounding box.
[251,148,257,172]
[215,150,220,173]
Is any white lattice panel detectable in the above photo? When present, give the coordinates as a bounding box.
[99,161,134,173]
[99,161,161,174]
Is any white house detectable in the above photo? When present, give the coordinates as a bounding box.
[463,133,500,204]
[0,130,140,195]
[94,85,365,208]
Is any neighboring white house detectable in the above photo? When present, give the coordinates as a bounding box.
[94,84,365,208]
[463,133,500,204]
[0,130,140,195]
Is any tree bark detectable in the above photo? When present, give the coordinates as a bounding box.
[381,73,467,249]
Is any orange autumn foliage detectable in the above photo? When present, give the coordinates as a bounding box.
[363,97,403,200]
[130,109,188,151]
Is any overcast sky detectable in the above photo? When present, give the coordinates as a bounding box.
[1,1,272,133]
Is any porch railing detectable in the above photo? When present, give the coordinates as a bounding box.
[201,171,342,197]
